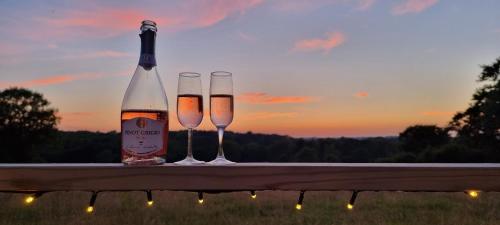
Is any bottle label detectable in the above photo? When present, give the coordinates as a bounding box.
[122,117,164,155]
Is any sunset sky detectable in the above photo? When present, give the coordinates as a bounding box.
[1,0,499,137]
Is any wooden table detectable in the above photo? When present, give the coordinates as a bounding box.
[1,163,499,192]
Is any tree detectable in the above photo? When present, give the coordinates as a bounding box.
[399,125,449,154]
[0,88,59,162]
[449,57,500,150]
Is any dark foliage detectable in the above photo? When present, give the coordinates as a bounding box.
[449,57,500,155]
[33,130,400,163]
[399,125,449,154]
[0,88,59,162]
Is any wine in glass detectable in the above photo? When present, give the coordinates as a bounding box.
[174,72,205,165]
[208,71,235,165]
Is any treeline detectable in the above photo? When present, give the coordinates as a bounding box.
[32,128,498,163]
[34,130,400,163]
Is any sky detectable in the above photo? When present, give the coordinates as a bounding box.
[0,0,499,137]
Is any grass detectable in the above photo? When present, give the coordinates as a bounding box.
[0,191,499,225]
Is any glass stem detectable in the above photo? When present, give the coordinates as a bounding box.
[217,127,225,158]
[187,128,193,158]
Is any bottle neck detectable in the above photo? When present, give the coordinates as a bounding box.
[139,30,157,69]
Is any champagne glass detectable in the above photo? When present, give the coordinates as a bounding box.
[208,71,235,165]
[174,72,205,165]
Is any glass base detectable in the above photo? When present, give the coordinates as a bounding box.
[207,156,235,165]
[123,156,165,166]
[174,156,205,165]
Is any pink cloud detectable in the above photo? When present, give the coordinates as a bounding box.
[66,50,132,59]
[22,1,263,41]
[35,9,174,39]
[392,0,439,15]
[293,32,346,53]
[0,71,127,88]
[420,111,454,116]
[356,0,376,11]
[185,0,263,28]
[354,91,369,98]
[84,50,131,58]
[238,92,315,104]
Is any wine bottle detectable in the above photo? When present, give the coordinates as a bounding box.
[121,20,168,165]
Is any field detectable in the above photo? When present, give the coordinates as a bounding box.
[1,191,499,225]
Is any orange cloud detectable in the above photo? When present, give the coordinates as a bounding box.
[0,71,126,88]
[354,91,369,98]
[420,111,454,116]
[243,112,299,120]
[238,92,315,104]
[293,32,346,53]
[392,0,438,15]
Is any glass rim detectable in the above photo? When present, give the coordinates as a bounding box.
[179,72,201,78]
[211,71,232,77]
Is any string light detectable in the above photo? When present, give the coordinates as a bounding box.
[295,191,305,210]
[198,192,204,204]
[347,191,358,210]
[24,192,44,205]
[146,190,153,207]
[86,191,98,214]
[466,190,479,199]
[250,191,257,199]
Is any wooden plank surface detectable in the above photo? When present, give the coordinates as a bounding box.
[0,163,499,192]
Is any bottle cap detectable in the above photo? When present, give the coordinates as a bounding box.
[141,20,157,32]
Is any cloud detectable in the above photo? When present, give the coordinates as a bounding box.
[274,0,375,12]
[184,0,264,28]
[58,112,95,121]
[0,71,127,88]
[243,112,299,120]
[62,112,94,117]
[34,9,174,39]
[238,92,316,104]
[84,50,132,58]
[21,1,264,41]
[237,31,256,42]
[420,111,454,116]
[293,32,346,53]
[354,91,369,98]
[392,0,438,15]
[66,50,132,59]
[274,0,330,12]
[356,0,376,11]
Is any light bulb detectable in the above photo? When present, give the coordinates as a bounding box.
[467,191,479,198]
[24,196,35,204]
